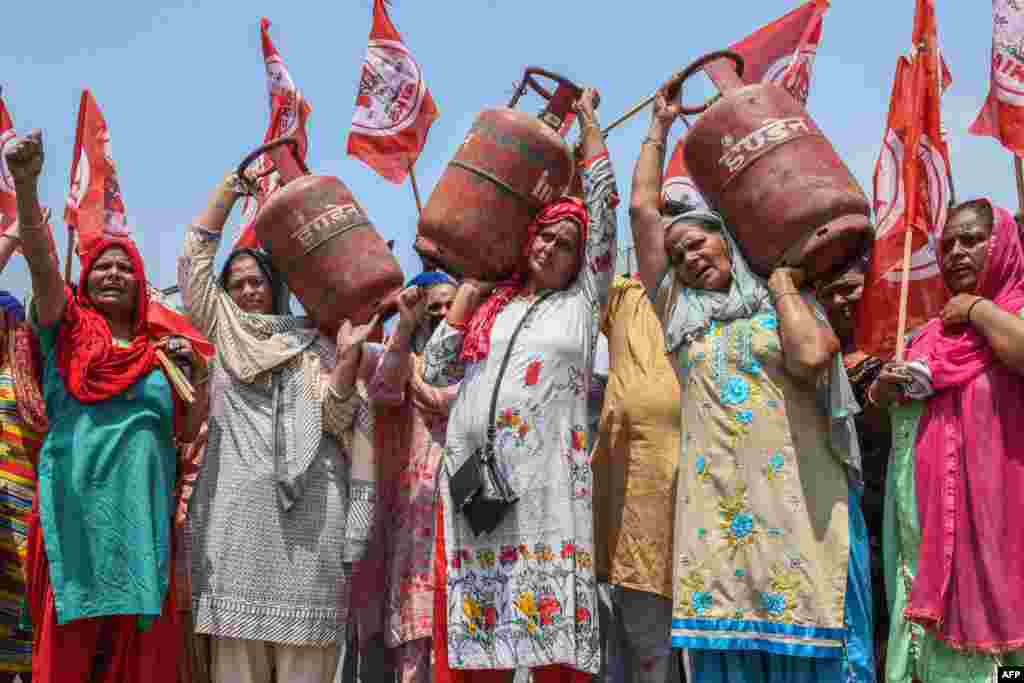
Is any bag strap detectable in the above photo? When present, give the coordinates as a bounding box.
[485,291,554,450]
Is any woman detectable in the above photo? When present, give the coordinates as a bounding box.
[423,87,615,682]
[0,218,46,683]
[628,89,873,682]
[6,130,203,683]
[871,199,1024,682]
[816,257,892,680]
[362,272,458,683]
[179,171,379,683]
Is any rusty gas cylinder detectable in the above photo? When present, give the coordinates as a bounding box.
[238,137,404,333]
[415,68,584,280]
[675,51,871,280]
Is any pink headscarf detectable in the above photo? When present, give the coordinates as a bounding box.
[905,200,1024,651]
[460,197,588,363]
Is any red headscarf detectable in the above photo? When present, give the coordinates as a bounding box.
[55,237,161,403]
[461,197,589,362]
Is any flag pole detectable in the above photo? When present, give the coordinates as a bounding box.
[64,230,75,282]
[1013,154,1024,215]
[408,161,423,215]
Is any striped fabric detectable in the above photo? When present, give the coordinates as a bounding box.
[0,362,39,673]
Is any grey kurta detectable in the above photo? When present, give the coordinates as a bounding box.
[179,225,371,646]
[422,156,618,672]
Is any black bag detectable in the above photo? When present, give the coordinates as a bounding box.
[450,292,553,536]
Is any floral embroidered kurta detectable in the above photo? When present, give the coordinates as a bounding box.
[658,304,852,658]
[367,341,459,648]
[422,155,618,673]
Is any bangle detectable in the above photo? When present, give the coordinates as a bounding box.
[642,137,666,152]
[866,381,881,407]
[967,297,984,323]
[448,318,468,332]
[773,291,802,303]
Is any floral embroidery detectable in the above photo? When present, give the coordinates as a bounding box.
[561,542,576,559]
[554,365,586,397]
[577,551,593,570]
[500,546,518,567]
[518,543,531,560]
[755,312,778,330]
[524,358,543,386]
[735,410,754,425]
[571,427,587,452]
[691,591,713,615]
[697,527,707,538]
[757,565,801,621]
[678,571,713,618]
[533,543,555,563]
[735,568,746,578]
[695,454,712,482]
[476,549,496,569]
[496,408,530,441]
[765,452,786,481]
[719,484,759,552]
[722,375,750,406]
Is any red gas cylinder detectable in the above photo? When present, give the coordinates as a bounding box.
[675,51,872,280]
[238,137,404,333]
[415,68,584,280]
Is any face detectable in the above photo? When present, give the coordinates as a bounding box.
[526,220,581,291]
[664,221,733,291]
[226,255,274,314]
[940,207,993,295]
[423,284,456,334]
[86,246,138,322]
[817,270,865,345]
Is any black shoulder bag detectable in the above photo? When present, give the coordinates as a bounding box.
[450,292,553,537]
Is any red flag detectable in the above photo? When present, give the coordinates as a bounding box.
[970,1,1024,156]
[65,90,129,257]
[661,135,708,210]
[236,18,313,249]
[0,92,17,237]
[856,1,952,359]
[347,0,439,183]
[706,0,829,106]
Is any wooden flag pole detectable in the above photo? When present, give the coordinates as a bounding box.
[1014,154,1024,215]
[893,220,915,361]
[64,229,75,283]
[408,162,423,215]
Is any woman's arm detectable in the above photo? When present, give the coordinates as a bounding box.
[367,287,423,408]
[942,294,1024,375]
[628,88,682,294]
[574,88,618,309]
[178,173,247,339]
[770,268,839,386]
[5,131,65,327]
[0,221,21,275]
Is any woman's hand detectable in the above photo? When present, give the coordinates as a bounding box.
[4,130,44,188]
[650,86,684,138]
[940,294,984,328]
[396,286,425,327]
[159,336,197,382]
[768,266,806,294]
[336,315,381,362]
[870,362,913,406]
[573,87,601,130]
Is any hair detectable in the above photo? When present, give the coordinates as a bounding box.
[948,198,994,232]
[661,198,699,218]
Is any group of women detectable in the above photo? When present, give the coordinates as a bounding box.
[0,78,1020,683]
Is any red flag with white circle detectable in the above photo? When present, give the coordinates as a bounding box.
[970,0,1024,157]
[347,0,439,184]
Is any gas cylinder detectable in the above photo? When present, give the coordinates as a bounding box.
[415,68,583,280]
[675,51,872,280]
[238,137,404,333]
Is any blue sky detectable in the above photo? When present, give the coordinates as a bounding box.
[0,0,1011,304]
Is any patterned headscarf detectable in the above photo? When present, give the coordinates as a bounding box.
[657,209,772,353]
[461,197,589,362]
